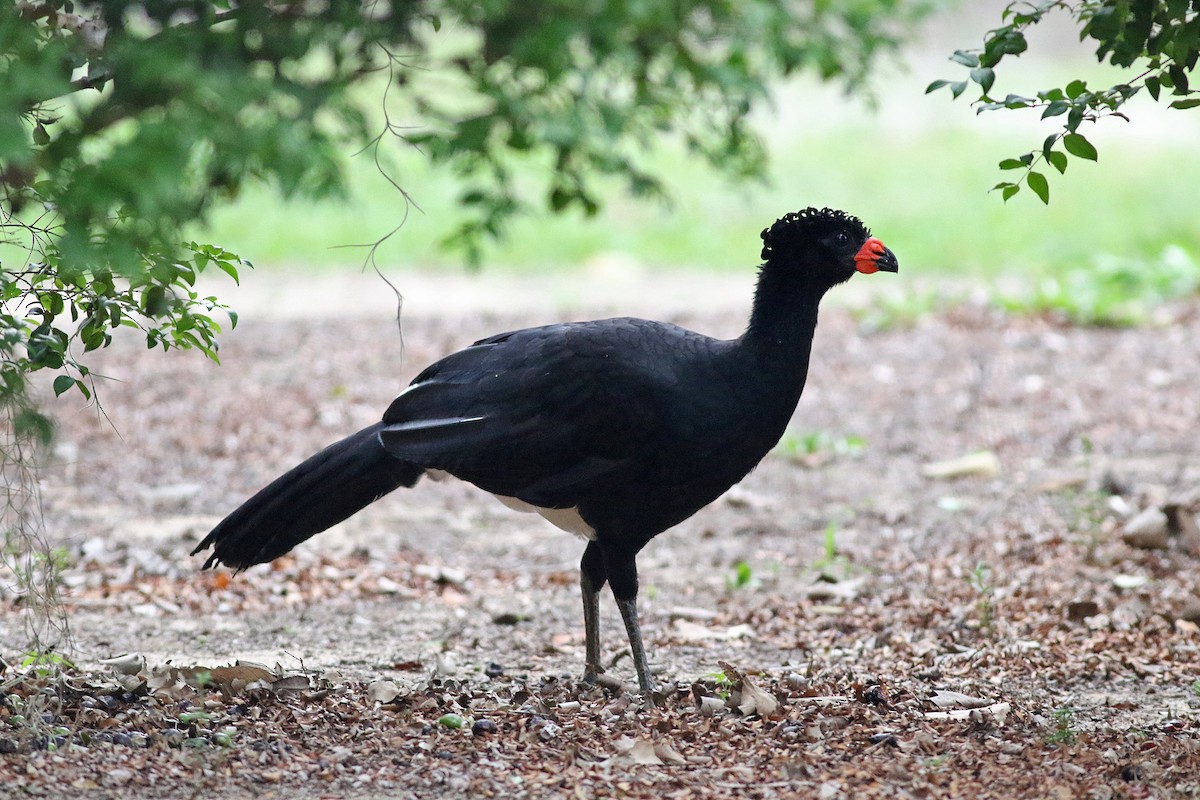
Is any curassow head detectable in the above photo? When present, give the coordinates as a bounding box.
[760,207,898,290]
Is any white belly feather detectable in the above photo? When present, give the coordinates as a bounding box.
[425,469,596,540]
[492,494,597,540]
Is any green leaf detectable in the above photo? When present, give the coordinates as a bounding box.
[1026,171,1050,204]
[1062,133,1098,161]
[1146,76,1161,101]
[949,81,969,99]
[1065,79,1087,99]
[1001,184,1020,202]
[951,50,980,68]
[1047,150,1068,174]
[925,79,953,94]
[970,67,995,94]
[1066,105,1085,132]
[1041,100,1069,118]
[52,375,75,397]
[998,158,1026,170]
[1169,98,1200,109]
[549,186,571,212]
[1169,65,1190,94]
[215,260,240,284]
[13,409,54,447]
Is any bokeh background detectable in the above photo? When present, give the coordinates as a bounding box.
[194,1,1198,303]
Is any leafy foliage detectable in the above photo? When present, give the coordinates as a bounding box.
[396,0,935,262]
[1,1,931,415]
[929,1,1200,202]
[775,429,868,461]
[995,244,1199,325]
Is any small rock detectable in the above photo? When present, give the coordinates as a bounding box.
[414,564,468,585]
[785,672,809,689]
[471,719,498,736]
[724,486,773,510]
[1177,601,1200,626]
[818,780,843,800]
[99,652,145,676]
[484,662,504,679]
[1165,504,1200,553]
[1121,507,1170,550]
[104,769,133,787]
[374,575,405,595]
[1066,600,1102,621]
[1100,471,1131,497]
[1113,574,1149,591]
[1108,494,1134,517]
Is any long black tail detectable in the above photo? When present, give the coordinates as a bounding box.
[192,423,424,571]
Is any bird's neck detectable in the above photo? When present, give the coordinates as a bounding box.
[721,276,826,441]
[741,269,826,367]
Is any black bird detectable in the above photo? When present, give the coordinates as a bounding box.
[193,207,898,695]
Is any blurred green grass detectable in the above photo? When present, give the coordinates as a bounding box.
[199,77,1200,280]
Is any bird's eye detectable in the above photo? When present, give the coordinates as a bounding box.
[834,232,850,246]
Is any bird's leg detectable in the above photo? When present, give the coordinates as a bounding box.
[580,541,607,684]
[604,554,655,697]
[614,595,654,697]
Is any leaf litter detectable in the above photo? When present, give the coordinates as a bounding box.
[3,299,1200,798]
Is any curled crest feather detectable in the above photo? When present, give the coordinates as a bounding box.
[760,207,870,262]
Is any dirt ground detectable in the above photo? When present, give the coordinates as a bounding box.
[2,274,1199,798]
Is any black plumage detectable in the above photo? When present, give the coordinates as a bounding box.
[192,207,898,695]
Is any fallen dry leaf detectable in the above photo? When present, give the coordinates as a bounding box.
[925,702,1011,725]
[98,652,144,676]
[611,737,663,766]
[367,679,401,704]
[654,742,687,766]
[671,619,755,642]
[928,690,994,710]
[921,451,1000,479]
[736,675,779,717]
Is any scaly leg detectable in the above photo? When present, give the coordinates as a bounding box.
[614,594,655,696]
[604,552,655,696]
[580,541,607,683]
